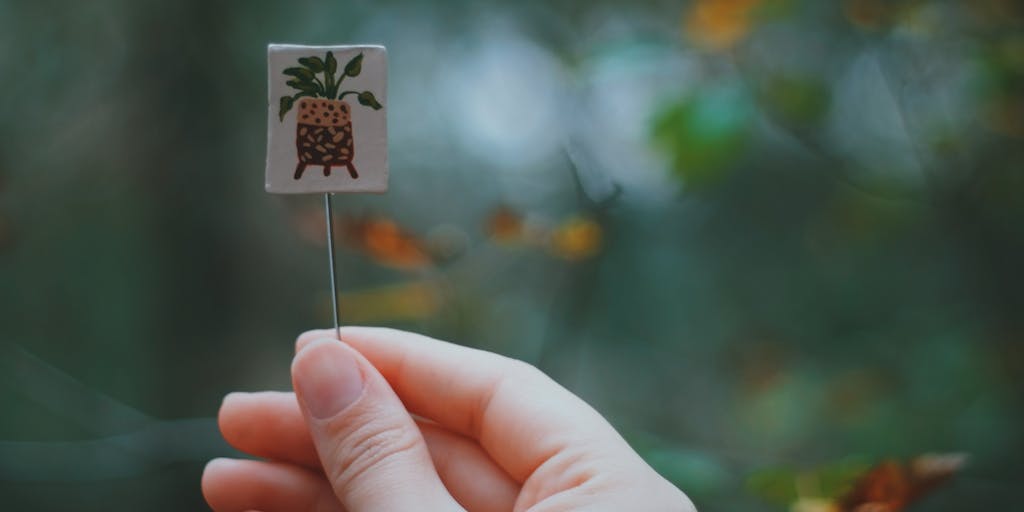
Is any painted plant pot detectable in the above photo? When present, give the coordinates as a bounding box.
[294,98,356,179]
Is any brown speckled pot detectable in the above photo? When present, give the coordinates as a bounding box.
[294,98,357,179]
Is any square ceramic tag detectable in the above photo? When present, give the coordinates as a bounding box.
[266,44,387,194]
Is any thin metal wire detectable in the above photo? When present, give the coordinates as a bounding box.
[324,193,341,340]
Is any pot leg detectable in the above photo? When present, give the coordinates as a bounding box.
[294,162,307,180]
[323,165,332,177]
[346,163,358,179]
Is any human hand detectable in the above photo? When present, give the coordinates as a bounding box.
[202,327,695,511]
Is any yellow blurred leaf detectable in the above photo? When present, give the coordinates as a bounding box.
[684,0,762,50]
[549,216,603,261]
[328,280,443,323]
[792,498,840,512]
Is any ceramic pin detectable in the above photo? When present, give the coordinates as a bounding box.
[266,44,387,194]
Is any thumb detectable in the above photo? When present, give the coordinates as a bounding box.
[292,338,463,512]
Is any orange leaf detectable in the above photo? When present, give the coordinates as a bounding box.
[486,205,525,244]
[344,217,433,270]
[838,454,966,512]
[684,0,762,50]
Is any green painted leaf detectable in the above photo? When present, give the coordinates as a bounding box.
[279,96,294,122]
[298,56,324,73]
[357,91,383,110]
[286,79,319,95]
[324,51,338,97]
[283,67,316,83]
[325,51,337,77]
[344,53,363,77]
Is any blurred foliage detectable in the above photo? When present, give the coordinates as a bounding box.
[652,82,754,185]
[1,0,1023,511]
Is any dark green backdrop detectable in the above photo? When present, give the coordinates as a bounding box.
[1,0,1022,510]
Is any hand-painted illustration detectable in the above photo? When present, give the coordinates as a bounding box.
[278,51,383,180]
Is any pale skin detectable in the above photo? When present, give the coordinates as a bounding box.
[202,327,696,512]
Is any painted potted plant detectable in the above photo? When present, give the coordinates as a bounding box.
[278,51,383,180]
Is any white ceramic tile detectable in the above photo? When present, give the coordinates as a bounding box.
[266,44,387,193]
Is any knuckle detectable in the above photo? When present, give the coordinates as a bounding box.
[502,356,545,381]
[505,358,560,390]
[326,419,421,492]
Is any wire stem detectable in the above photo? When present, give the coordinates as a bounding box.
[324,193,341,339]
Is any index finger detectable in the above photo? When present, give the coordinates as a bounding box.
[296,327,637,482]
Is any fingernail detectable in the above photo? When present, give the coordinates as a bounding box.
[294,339,365,419]
[221,391,246,407]
[204,457,237,472]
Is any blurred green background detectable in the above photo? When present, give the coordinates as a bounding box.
[1,0,1022,510]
